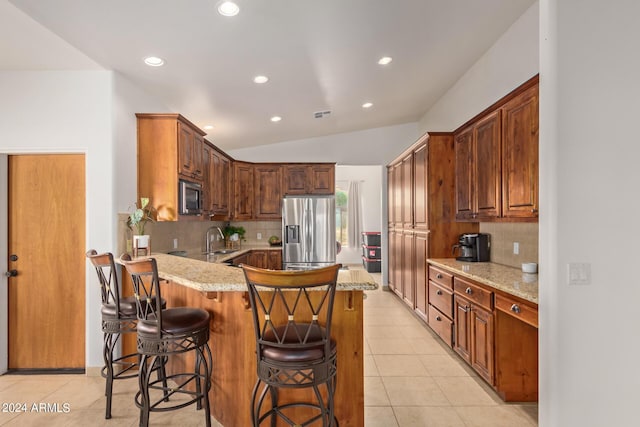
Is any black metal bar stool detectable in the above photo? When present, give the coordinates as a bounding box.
[242,264,342,427]
[120,254,212,427]
[86,250,141,419]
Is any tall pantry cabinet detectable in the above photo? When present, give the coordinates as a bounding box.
[387,133,478,321]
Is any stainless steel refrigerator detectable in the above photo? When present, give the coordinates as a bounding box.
[282,195,336,270]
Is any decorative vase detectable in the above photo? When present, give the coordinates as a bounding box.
[133,234,151,257]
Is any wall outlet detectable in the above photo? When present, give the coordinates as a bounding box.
[173,238,178,249]
[513,242,519,255]
[257,233,262,240]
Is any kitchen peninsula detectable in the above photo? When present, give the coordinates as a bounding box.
[121,252,377,427]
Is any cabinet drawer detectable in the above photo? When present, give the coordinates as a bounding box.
[428,305,453,347]
[428,281,453,318]
[495,294,538,328]
[453,277,492,310]
[428,266,453,289]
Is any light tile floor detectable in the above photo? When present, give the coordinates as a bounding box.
[0,268,538,426]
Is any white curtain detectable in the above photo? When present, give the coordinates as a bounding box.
[347,181,363,247]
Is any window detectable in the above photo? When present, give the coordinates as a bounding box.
[335,185,348,246]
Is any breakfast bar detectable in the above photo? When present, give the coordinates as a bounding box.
[121,253,377,427]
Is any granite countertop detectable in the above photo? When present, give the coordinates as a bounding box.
[427,258,538,305]
[123,251,378,293]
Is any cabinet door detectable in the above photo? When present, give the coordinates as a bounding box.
[192,133,204,180]
[254,164,282,219]
[203,143,213,214]
[470,304,494,384]
[387,166,395,226]
[401,231,414,308]
[387,230,396,293]
[211,150,231,218]
[283,165,309,194]
[392,163,402,228]
[453,294,471,363]
[391,231,403,299]
[233,162,253,220]
[268,250,282,270]
[502,85,539,219]
[249,250,269,269]
[454,127,474,220]
[414,232,428,320]
[310,164,335,194]
[401,154,413,229]
[474,110,501,219]
[178,121,196,178]
[413,143,428,230]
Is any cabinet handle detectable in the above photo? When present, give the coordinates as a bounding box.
[531,209,538,213]
[436,289,443,296]
[459,305,468,313]
[465,287,472,295]
[510,304,521,314]
[436,273,443,279]
[435,315,442,321]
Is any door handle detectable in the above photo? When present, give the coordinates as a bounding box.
[5,270,18,278]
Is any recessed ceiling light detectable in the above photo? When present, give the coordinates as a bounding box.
[203,125,214,130]
[362,102,373,109]
[144,56,165,67]
[270,116,282,122]
[217,1,239,17]
[378,56,393,65]
[253,75,269,84]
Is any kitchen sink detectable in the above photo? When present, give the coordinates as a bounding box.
[210,249,238,255]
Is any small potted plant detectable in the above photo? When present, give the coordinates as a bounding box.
[223,225,246,249]
[127,197,155,255]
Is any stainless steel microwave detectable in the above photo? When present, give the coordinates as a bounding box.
[179,179,203,215]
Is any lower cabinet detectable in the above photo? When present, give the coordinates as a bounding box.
[230,249,282,270]
[425,262,538,402]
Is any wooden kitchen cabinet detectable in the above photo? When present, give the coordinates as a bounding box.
[412,143,428,231]
[501,84,539,219]
[178,120,204,181]
[453,277,494,384]
[253,164,282,219]
[401,230,414,308]
[413,232,428,321]
[494,293,538,401]
[387,166,395,227]
[136,113,207,221]
[267,249,282,270]
[282,164,335,195]
[233,162,254,220]
[454,75,539,222]
[454,110,501,221]
[248,250,268,269]
[388,230,402,298]
[208,145,231,220]
[401,154,413,229]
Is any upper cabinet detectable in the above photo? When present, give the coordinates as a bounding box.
[254,164,283,219]
[454,76,539,222]
[283,164,335,195]
[136,113,207,221]
[178,121,204,181]
[137,114,336,222]
[502,85,539,219]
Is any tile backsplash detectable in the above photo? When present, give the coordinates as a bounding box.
[479,222,538,268]
[117,214,282,255]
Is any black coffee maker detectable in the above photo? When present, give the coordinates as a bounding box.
[452,233,490,262]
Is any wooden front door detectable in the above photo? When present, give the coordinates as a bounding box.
[8,154,85,369]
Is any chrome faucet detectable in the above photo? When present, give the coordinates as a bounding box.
[205,226,225,253]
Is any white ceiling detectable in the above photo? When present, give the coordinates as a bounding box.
[2,0,534,150]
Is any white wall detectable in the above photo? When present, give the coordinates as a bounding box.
[0,70,113,368]
[227,122,419,166]
[418,2,539,132]
[335,165,383,265]
[540,1,640,425]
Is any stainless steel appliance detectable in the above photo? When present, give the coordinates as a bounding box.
[282,195,336,270]
[452,233,490,262]
[179,179,203,215]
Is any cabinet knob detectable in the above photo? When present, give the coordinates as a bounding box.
[436,273,443,279]
[465,287,472,295]
[435,315,441,321]
[436,289,443,296]
[531,209,538,213]
[510,304,521,314]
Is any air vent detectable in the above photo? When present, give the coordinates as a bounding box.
[314,110,331,119]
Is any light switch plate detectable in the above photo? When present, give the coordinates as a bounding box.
[567,263,591,285]
[173,238,178,249]
[257,233,262,240]
[513,242,519,255]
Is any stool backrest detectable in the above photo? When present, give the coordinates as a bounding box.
[120,254,164,338]
[242,264,341,355]
[86,250,122,316]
